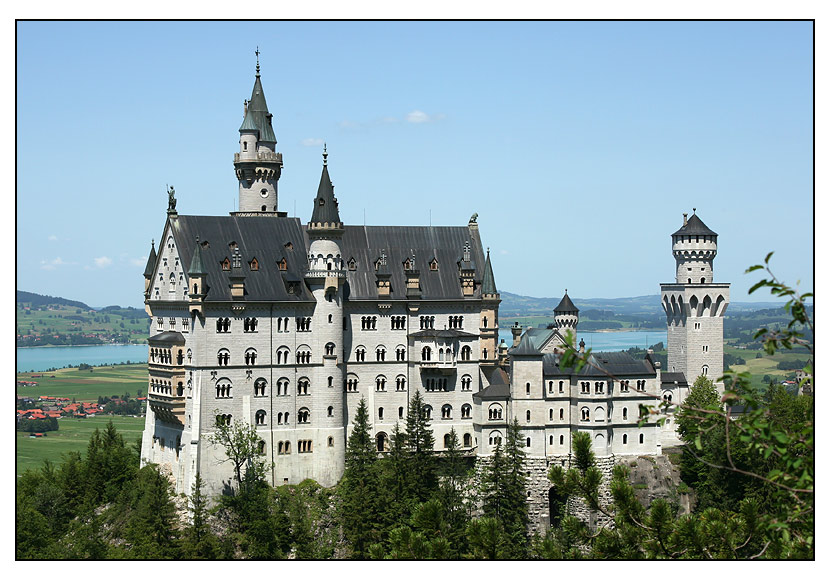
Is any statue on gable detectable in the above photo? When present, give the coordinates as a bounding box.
[167,185,177,212]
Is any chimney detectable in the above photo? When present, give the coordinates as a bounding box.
[683,213,688,226]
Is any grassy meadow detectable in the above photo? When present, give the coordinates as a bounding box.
[16,363,148,401]
[16,364,148,475]
[17,414,145,475]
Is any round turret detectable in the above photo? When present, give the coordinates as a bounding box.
[672,210,718,284]
[554,290,579,329]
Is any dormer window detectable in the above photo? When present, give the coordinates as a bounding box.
[429,258,438,271]
[404,259,413,271]
[318,198,325,206]
[348,258,356,271]
[221,258,231,271]
[278,258,287,271]
[229,241,238,251]
[249,257,259,271]
[284,242,293,251]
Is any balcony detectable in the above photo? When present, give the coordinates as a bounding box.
[419,359,457,375]
[148,391,186,425]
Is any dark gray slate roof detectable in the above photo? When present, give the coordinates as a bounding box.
[473,367,511,400]
[239,73,277,143]
[509,335,543,357]
[168,215,314,303]
[338,225,486,300]
[310,156,341,225]
[148,331,185,344]
[187,239,207,275]
[672,213,717,237]
[554,292,579,313]
[661,372,688,385]
[481,249,497,295]
[143,241,157,277]
[165,216,486,303]
[543,351,654,378]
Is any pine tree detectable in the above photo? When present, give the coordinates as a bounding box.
[339,398,379,557]
[404,390,436,502]
[182,472,221,559]
[439,427,470,556]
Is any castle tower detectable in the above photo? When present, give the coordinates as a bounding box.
[480,248,501,366]
[304,146,346,484]
[233,53,284,214]
[554,290,579,346]
[661,210,730,386]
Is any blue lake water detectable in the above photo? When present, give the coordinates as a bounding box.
[16,344,148,372]
[16,330,667,372]
[497,329,667,353]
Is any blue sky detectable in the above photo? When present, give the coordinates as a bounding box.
[16,20,814,309]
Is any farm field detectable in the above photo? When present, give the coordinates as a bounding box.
[17,414,145,475]
[16,363,147,401]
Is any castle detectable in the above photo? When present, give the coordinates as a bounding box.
[139,62,729,527]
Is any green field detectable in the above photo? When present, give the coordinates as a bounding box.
[17,414,146,475]
[17,364,149,474]
[17,363,148,402]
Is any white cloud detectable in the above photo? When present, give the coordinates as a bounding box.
[94,256,113,268]
[301,138,325,147]
[499,249,509,255]
[39,257,72,270]
[406,110,430,123]
[406,110,445,124]
[130,257,146,267]
[47,235,58,241]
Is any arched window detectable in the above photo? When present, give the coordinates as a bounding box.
[461,346,472,361]
[488,431,503,447]
[526,437,531,448]
[254,378,267,397]
[298,408,310,424]
[376,375,387,392]
[325,342,335,356]
[581,407,590,421]
[463,433,472,447]
[461,375,472,391]
[245,348,257,366]
[378,407,384,420]
[461,404,472,419]
[276,347,290,365]
[355,346,366,362]
[623,434,628,445]
[377,432,389,452]
[215,379,232,399]
[328,436,335,447]
[443,433,452,448]
[639,433,644,444]
[559,381,564,393]
[217,349,230,366]
[277,378,289,396]
[559,408,564,420]
[422,346,432,361]
[396,375,407,391]
[423,405,432,420]
[623,407,628,420]
[702,365,709,376]
[526,410,531,422]
[488,403,503,421]
[441,404,452,419]
[257,440,266,455]
[328,406,334,417]
[376,346,386,361]
[255,410,266,425]
[297,378,310,396]
[526,382,531,395]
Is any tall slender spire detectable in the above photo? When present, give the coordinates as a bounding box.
[255,46,260,76]
[482,247,498,296]
[310,146,341,225]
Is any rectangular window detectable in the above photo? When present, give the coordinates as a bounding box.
[182,318,189,332]
[157,317,163,330]
[169,317,176,328]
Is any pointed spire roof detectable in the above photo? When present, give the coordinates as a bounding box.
[481,248,497,295]
[554,290,579,314]
[239,57,277,143]
[672,210,717,237]
[310,146,341,225]
[509,334,543,357]
[143,240,157,277]
[188,237,207,275]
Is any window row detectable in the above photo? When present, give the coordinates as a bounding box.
[353,346,407,362]
[156,317,190,332]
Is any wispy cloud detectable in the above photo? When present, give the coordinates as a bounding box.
[339,111,445,130]
[47,235,58,242]
[406,110,445,124]
[40,257,72,270]
[301,138,325,147]
[93,256,113,268]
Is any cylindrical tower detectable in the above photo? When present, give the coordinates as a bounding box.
[672,210,718,284]
[304,147,347,485]
[233,58,283,213]
[554,290,579,330]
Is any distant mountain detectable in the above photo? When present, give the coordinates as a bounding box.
[499,290,787,318]
[17,290,92,310]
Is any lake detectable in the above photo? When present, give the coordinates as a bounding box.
[497,328,667,353]
[17,329,667,372]
[16,344,148,372]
